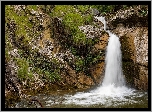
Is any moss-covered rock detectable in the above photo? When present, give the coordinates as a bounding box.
[5,5,105,107]
[110,8,148,90]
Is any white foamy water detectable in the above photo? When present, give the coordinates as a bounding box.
[102,32,125,87]
[45,16,148,107]
[63,85,140,106]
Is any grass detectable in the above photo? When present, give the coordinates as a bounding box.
[15,58,33,81]
[51,5,94,46]
[5,5,62,84]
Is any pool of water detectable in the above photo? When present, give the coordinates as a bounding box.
[14,85,148,108]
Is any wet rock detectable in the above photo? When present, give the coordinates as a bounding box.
[134,65,148,91]
[106,5,148,91]
[89,62,105,84]
[106,5,148,30]
[91,8,100,16]
[113,26,148,90]
[77,72,94,89]
[5,61,21,98]
[94,32,109,51]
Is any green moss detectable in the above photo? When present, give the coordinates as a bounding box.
[28,51,61,82]
[5,5,63,92]
[27,5,38,11]
[5,27,13,62]
[75,58,84,72]
[5,5,31,53]
[63,13,84,29]
[76,5,90,14]
[5,5,32,27]
[73,30,86,45]
[5,5,39,47]
[5,5,102,88]
[86,52,103,66]
[15,58,33,81]
[51,5,77,18]
[51,5,94,46]
[84,14,93,25]
[33,67,60,83]
[46,69,61,82]
[5,48,10,62]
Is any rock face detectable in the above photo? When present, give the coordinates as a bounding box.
[133,27,148,90]
[89,33,109,84]
[90,62,105,84]
[106,5,148,30]
[5,5,97,106]
[5,6,148,108]
[108,8,148,90]
[49,16,111,88]
[121,28,148,91]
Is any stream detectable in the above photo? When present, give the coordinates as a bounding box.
[14,87,148,108]
[12,16,148,108]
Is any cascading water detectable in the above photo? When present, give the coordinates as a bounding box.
[99,16,125,87]
[61,16,136,106]
[102,33,125,87]
[54,16,147,107]
[16,16,147,108]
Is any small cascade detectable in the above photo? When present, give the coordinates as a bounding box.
[44,16,148,108]
[15,16,148,108]
[94,16,125,87]
[102,32,125,87]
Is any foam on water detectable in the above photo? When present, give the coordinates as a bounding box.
[46,16,148,107]
[63,85,139,106]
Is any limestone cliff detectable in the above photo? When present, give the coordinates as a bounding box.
[107,6,148,90]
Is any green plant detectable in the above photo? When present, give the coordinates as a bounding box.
[75,57,85,72]
[5,49,10,62]
[63,12,84,31]
[75,5,90,14]
[51,5,76,18]
[91,5,119,14]
[51,5,94,47]
[73,30,86,45]
[27,5,38,11]
[70,47,77,55]
[16,58,33,81]
[84,14,93,25]
[44,69,60,82]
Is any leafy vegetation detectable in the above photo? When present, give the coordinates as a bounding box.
[5,5,62,85]
[91,5,148,17]
[51,5,94,46]
[15,58,33,81]
[91,5,118,14]
[7,4,147,90]
[7,5,135,87]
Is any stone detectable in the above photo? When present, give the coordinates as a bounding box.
[90,62,105,84]
[112,25,148,91]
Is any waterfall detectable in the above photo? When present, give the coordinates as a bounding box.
[46,16,147,108]
[95,16,125,87]
[102,33,125,87]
